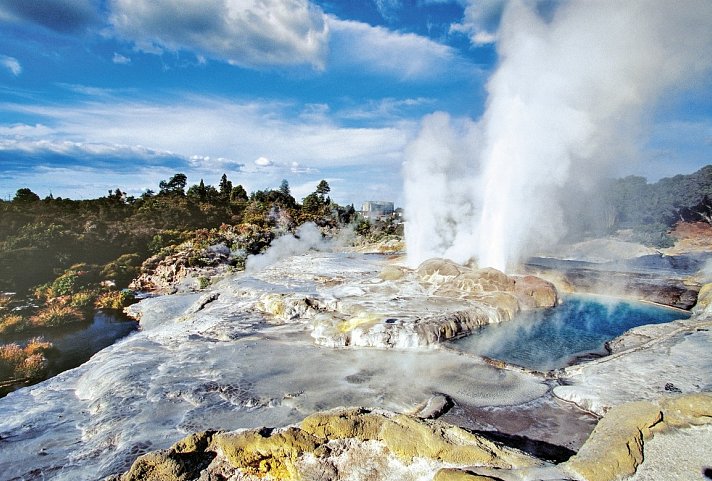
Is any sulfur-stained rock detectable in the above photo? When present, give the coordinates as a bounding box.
[693,282,712,315]
[564,393,712,481]
[565,401,663,481]
[380,414,540,469]
[513,275,558,309]
[213,427,321,480]
[659,392,712,428]
[300,407,387,441]
[434,468,504,481]
[118,431,217,481]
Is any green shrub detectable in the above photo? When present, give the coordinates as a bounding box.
[95,290,136,310]
[197,277,210,290]
[100,253,142,287]
[70,290,97,310]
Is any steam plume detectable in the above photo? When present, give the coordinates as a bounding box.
[405,0,712,271]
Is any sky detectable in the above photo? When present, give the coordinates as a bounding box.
[0,0,710,206]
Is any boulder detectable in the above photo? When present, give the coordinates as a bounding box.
[115,431,216,481]
[455,268,515,293]
[513,276,558,308]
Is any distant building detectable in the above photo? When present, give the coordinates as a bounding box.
[360,201,395,220]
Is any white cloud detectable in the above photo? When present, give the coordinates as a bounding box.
[0,95,414,204]
[328,17,470,80]
[108,0,329,69]
[0,54,21,75]
[112,52,131,64]
[254,156,273,167]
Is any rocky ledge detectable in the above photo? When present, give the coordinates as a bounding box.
[108,392,712,481]
[107,406,544,481]
[253,257,558,349]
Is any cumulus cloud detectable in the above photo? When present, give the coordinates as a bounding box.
[0,0,99,33]
[108,0,329,69]
[328,17,468,80]
[254,156,274,167]
[0,54,21,75]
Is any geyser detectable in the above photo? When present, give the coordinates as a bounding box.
[404,0,712,271]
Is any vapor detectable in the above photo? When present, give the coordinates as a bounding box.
[245,222,327,272]
[404,0,712,271]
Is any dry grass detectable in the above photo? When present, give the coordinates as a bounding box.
[0,313,26,335]
[0,338,52,382]
[30,303,85,328]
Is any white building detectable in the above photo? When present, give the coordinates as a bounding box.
[361,201,394,220]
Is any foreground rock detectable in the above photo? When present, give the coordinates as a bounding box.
[255,257,558,349]
[562,393,712,481]
[108,407,544,481]
[110,393,712,481]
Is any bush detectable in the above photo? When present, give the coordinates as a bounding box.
[30,303,85,328]
[0,313,27,335]
[95,290,136,310]
[0,338,52,382]
[100,253,142,287]
[70,290,97,310]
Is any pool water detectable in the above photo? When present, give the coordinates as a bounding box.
[450,295,689,371]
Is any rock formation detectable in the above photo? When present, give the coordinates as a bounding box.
[253,257,558,349]
[109,407,542,481]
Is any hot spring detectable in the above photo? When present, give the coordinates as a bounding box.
[449,294,690,371]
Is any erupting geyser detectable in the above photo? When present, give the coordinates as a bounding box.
[404,0,712,272]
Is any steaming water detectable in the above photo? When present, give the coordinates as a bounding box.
[0,253,548,481]
[450,295,689,371]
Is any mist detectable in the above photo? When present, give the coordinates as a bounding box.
[404,0,712,271]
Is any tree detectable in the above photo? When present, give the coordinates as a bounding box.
[219,174,233,202]
[13,188,40,203]
[230,185,248,202]
[315,180,330,197]
[279,179,291,196]
[187,179,208,202]
[159,173,187,196]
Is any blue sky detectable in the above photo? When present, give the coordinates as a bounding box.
[0,0,710,206]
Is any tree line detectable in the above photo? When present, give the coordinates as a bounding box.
[0,173,355,294]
